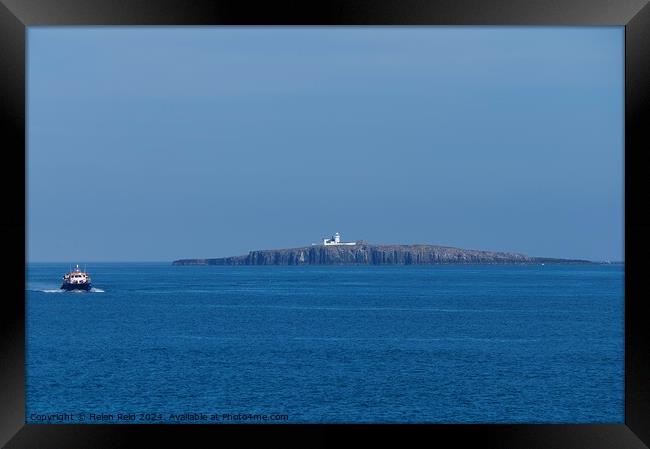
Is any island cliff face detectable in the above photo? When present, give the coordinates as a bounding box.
[172,242,591,266]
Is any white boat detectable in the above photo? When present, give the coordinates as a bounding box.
[61,264,92,291]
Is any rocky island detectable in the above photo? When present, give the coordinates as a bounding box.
[172,233,592,266]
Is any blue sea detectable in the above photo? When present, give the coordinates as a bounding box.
[26,263,624,424]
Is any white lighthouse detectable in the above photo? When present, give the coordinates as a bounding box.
[322,232,356,246]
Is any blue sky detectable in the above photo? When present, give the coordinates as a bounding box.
[27,27,624,262]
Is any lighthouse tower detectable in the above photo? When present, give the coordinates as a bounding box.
[322,232,355,246]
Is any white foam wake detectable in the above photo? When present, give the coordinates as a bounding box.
[34,287,105,293]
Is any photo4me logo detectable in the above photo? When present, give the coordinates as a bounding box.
[169,412,289,422]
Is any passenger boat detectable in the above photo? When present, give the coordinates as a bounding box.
[61,264,92,291]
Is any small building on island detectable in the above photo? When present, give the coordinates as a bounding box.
[322,232,356,246]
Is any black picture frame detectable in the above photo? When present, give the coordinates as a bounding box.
[2,0,649,447]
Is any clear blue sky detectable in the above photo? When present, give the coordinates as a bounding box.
[27,27,623,262]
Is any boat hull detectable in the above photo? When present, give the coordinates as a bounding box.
[61,282,92,291]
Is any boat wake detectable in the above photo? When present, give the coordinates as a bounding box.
[34,287,105,293]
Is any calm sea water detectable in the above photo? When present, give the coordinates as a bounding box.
[26,263,624,424]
